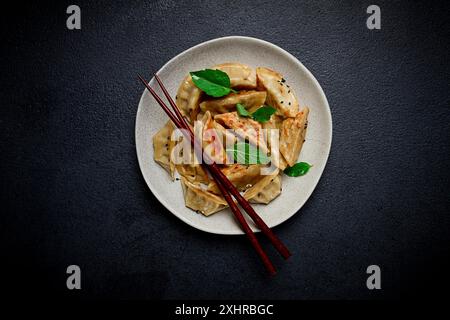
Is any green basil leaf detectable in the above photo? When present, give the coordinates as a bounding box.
[284,162,312,177]
[251,105,277,123]
[226,142,270,165]
[236,103,251,117]
[190,69,234,97]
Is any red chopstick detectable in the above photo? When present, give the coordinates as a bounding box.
[138,75,276,275]
[153,74,291,260]
[139,74,291,274]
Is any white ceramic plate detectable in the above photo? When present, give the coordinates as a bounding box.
[136,36,332,235]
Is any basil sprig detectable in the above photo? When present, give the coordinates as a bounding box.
[190,69,236,97]
[236,104,277,123]
[284,162,312,177]
[226,142,270,165]
[236,103,251,117]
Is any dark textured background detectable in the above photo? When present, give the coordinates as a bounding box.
[1,0,449,300]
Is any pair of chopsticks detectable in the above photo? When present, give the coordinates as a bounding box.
[138,74,291,275]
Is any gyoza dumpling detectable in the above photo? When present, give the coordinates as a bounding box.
[176,74,202,122]
[247,174,282,204]
[214,112,267,152]
[262,114,283,148]
[171,132,210,184]
[243,169,282,204]
[153,120,176,179]
[176,162,210,184]
[262,114,284,131]
[212,121,237,150]
[207,164,263,195]
[256,67,299,117]
[181,177,227,216]
[213,62,257,89]
[200,91,266,116]
[262,114,288,170]
[280,107,309,167]
[198,111,228,164]
[276,153,289,171]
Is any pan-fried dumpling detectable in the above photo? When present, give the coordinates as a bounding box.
[214,112,267,152]
[245,173,282,204]
[207,164,263,195]
[280,107,309,167]
[243,169,281,204]
[181,177,227,216]
[176,75,202,122]
[200,91,266,116]
[176,162,210,184]
[262,114,284,131]
[171,133,210,184]
[256,67,299,117]
[262,114,283,148]
[212,121,237,148]
[261,115,288,170]
[213,62,257,89]
[198,111,229,164]
[276,153,289,170]
[153,120,175,179]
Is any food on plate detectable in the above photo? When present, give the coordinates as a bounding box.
[153,120,176,179]
[153,62,311,216]
[176,75,203,121]
[256,67,299,117]
[200,90,266,116]
[279,107,309,167]
[181,177,227,216]
[213,62,257,89]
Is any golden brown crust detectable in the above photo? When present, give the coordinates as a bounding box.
[207,164,263,195]
[181,177,227,216]
[279,107,309,167]
[256,67,299,117]
[200,90,266,116]
[213,62,257,89]
[153,120,176,179]
[176,75,202,123]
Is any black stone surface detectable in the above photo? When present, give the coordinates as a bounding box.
[1,0,449,300]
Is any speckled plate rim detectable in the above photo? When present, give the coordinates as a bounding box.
[135,36,332,235]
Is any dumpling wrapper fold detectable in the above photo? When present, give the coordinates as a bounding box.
[176,75,202,122]
[256,67,299,117]
[213,62,257,89]
[244,170,282,204]
[200,91,266,116]
[181,177,227,216]
[279,107,309,167]
[207,164,263,195]
[153,120,176,179]
[214,111,268,153]
[198,111,229,164]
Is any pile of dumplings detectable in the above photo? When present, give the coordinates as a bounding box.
[153,63,309,216]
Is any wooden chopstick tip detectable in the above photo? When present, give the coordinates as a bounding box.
[137,74,147,83]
